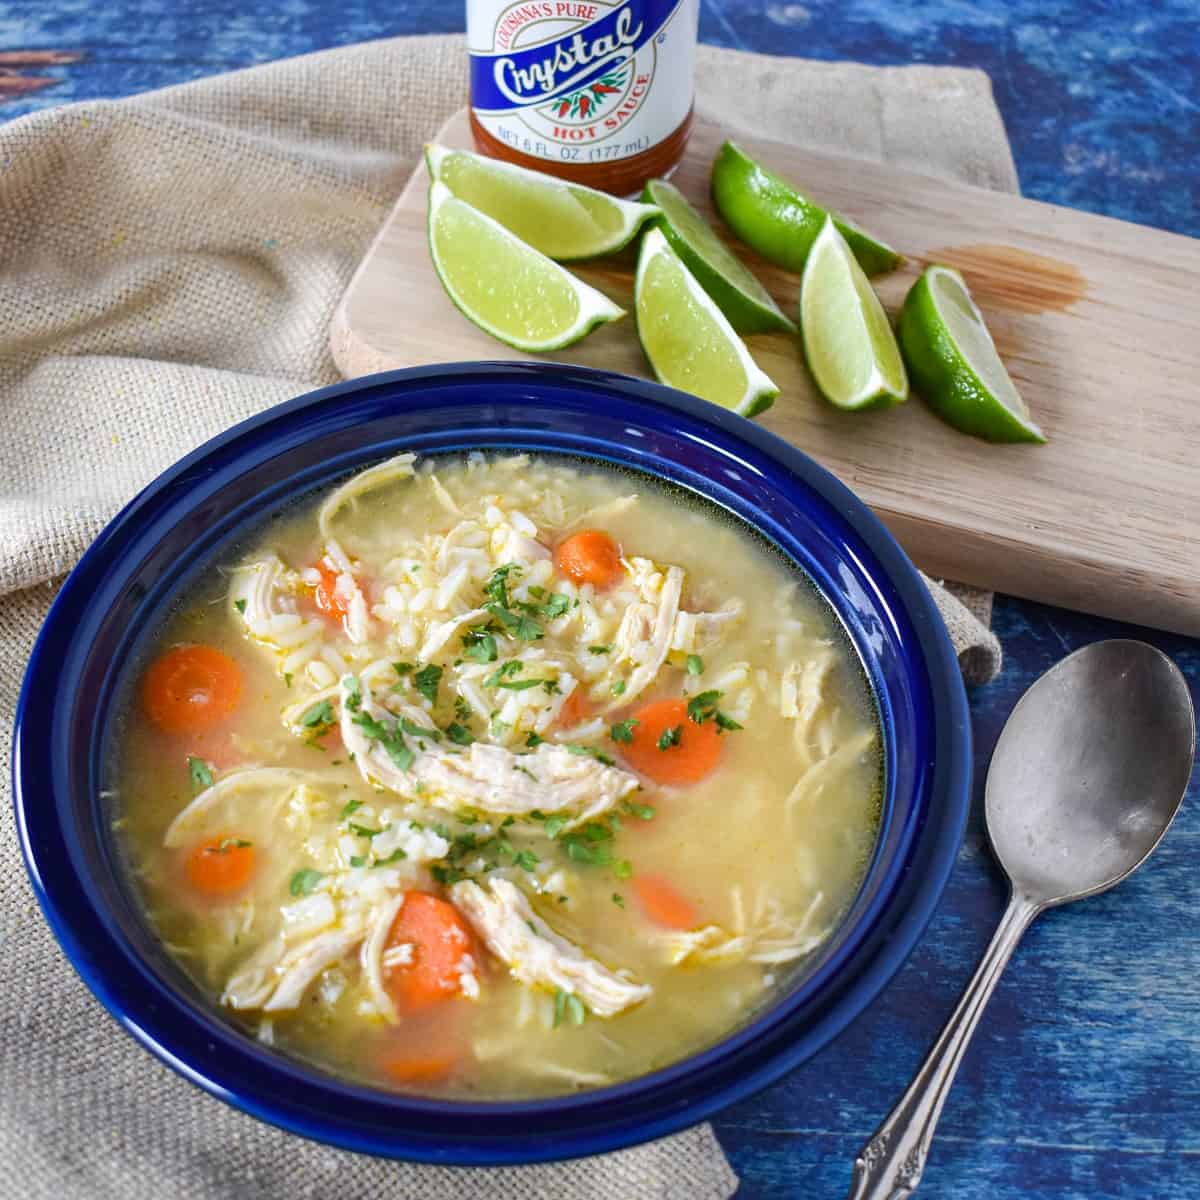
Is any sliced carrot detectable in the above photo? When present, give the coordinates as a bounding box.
[383,892,476,1012]
[634,874,700,930]
[619,697,722,786]
[141,644,242,735]
[380,1053,457,1085]
[554,529,623,590]
[185,834,255,897]
[555,687,593,729]
[313,560,351,624]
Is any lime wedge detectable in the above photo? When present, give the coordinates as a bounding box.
[799,217,908,410]
[899,265,1046,443]
[636,228,779,417]
[426,144,659,261]
[427,181,624,352]
[640,178,795,334]
[712,141,901,277]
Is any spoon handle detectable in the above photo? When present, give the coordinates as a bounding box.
[847,891,1042,1200]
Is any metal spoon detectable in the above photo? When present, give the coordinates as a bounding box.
[848,639,1195,1199]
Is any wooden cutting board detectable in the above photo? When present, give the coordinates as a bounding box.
[331,109,1200,636]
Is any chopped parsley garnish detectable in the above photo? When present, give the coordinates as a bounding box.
[462,628,499,663]
[686,690,722,724]
[351,710,415,771]
[208,837,251,855]
[612,892,625,908]
[343,674,362,711]
[413,663,443,705]
[542,814,567,839]
[565,742,615,766]
[393,661,415,678]
[373,848,407,867]
[501,678,548,691]
[513,763,537,780]
[454,696,472,721]
[611,679,627,696]
[484,661,523,688]
[233,598,247,614]
[484,563,522,607]
[487,602,543,641]
[560,818,628,876]
[445,722,474,746]
[525,731,545,748]
[349,854,367,868]
[399,717,441,742]
[288,868,323,896]
[539,592,572,619]
[428,820,540,885]
[682,688,744,733]
[620,799,656,821]
[588,644,612,655]
[187,755,214,792]
[298,699,335,729]
[490,715,511,738]
[339,798,362,818]
[348,822,382,839]
[657,724,683,750]
[553,989,587,1028]
[609,718,638,745]
[686,654,704,675]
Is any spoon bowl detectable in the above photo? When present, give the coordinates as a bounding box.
[987,639,1195,907]
[851,639,1195,1199]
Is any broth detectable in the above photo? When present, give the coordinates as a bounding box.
[111,452,881,1098]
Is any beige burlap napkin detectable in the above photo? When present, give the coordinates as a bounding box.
[0,35,1010,1200]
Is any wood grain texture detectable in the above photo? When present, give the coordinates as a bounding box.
[7,4,1200,1192]
[331,108,1200,637]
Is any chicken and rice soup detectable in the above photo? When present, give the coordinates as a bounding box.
[112,452,882,1097]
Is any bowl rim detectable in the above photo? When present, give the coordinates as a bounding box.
[13,362,971,1163]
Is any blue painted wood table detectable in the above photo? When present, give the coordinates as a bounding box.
[3,2,1198,1196]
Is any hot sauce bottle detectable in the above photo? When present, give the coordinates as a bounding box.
[467,0,700,195]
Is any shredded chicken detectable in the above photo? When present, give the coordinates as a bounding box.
[339,678,638,825]
[781,646,836,725]
[452,878,651,1017]
[223,924,367,1012]
[328,557,373,644]
[360,893,406,1023]
[419,742,638,825]
[672,598,745,654]
[318,453,417,541]
[609,559,684,708]
[499,528,552,564]
[567,493,638,529]
[428,472,460,515]
[163,767,332,849]
[229,556,325,670]
[654,888,830,968]
[417,606,488,661]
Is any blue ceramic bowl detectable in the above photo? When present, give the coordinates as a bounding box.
[13,363,969,1165]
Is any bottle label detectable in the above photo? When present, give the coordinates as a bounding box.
[468,0,698,167]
